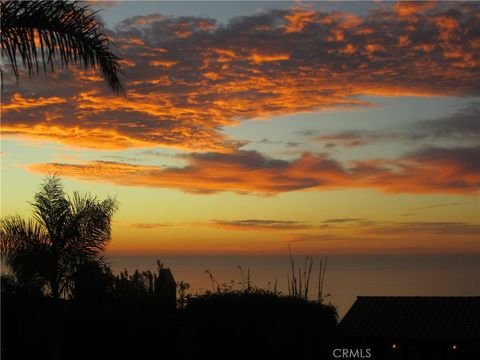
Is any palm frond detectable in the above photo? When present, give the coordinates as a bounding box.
[64,191,118,258]
[0,215,52,291]
[0,215,48,262]
[31,175,70,245]
[0,0,124,93]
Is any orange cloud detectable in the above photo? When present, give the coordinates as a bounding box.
[1,93,67,111]
[394,1,435,17]
[1,123,152,149]
[284,10,317,33]
[2,3,479,151]
[365,43,386,54]
[148,60,179,68]
[249,53,290,64]
[26,147,479,196]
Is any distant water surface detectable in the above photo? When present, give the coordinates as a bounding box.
[107,254,480,317]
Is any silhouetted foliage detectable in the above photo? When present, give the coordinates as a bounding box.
[1,260,338,360]
[105,261,177,309]
[0,0,124,93]
[182,288,338,359]
[0,175,118,300]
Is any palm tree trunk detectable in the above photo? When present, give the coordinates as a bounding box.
[49,262,62,302]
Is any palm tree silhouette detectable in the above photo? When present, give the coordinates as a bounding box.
[0,0,124,93]
[0,175,118,299]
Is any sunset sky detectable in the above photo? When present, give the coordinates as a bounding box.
[1,1,479,256]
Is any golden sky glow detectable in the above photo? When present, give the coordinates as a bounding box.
[1,1,479,255]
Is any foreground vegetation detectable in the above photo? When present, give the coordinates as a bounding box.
[1,263,338,360]
[1,176,337,359]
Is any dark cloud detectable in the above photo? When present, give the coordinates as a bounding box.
[255,138,302,148]
[415,102,480,139]
[405,146,479,175]
[368,221,479,235]
[212,219,311,231]
[322,218,365,223]
[288,219,479,243]
[350,146,480,194]
[312,101,480,148]
[99,155,143,162]
[314,131,396,147]
[138,150,175,159]
[286,233,376,243]
[407,203,460,211]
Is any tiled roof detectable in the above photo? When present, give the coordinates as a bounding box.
[338,296,480,339]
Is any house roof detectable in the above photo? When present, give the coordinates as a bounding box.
[338,296,480,339]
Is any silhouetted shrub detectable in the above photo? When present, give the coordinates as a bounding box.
[180,288,338,360]
[2,265,338,360]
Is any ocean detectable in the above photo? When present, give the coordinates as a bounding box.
[106,253,480,317]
